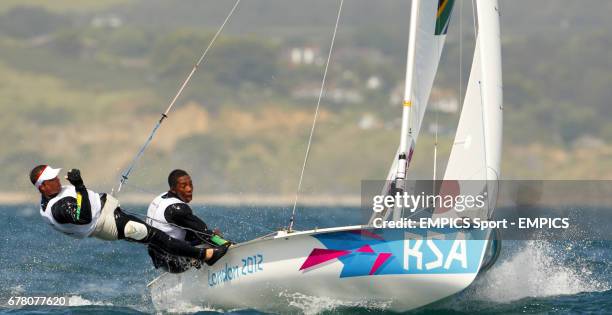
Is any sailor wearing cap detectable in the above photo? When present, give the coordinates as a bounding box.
[29,165,227,266]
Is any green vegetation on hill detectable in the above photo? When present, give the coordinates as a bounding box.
[1,1,610,195]
[0,0,131,14]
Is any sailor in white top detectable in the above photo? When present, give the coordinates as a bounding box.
[30,164,215,264]
[146,169,229,272]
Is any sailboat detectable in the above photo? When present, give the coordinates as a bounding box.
[148,0,503,312]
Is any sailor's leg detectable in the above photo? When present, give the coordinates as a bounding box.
[148,244,194,273]
[147,228,206,260]
[113,208,204,260]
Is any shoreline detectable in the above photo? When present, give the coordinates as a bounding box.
[0,192,362,207]
[6,185,611,208]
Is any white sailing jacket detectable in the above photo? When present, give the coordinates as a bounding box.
[39,185,102,238]
[147,192,187,241]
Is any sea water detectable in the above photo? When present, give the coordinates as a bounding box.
[0,204,610,314]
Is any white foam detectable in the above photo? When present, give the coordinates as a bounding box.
[150,283,223,313]
[279,291,392,315]
[10,285,25,295]
[159,301,224,314]
[68,295,113,306]
[468,240,610,303]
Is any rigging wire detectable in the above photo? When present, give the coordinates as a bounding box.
[120,204,221,247]
[117,183,275,236]
[287,0,344,232]
[406,0,468,221]
[114,0,241,195]
[119,202,275,244]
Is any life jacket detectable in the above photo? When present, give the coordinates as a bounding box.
[146,192,187,241]
[39,185,102,239]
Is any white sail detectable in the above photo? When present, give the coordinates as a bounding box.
[373,0,456,223]
[443,38,486,181]
[436,0,503,219]
[476,0,503,183]
[399,0,456,172]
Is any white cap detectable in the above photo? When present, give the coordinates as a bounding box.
[34,166,62,188]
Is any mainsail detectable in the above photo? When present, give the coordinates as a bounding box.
[372,0,456,223]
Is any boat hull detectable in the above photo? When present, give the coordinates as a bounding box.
[149,226,490,312]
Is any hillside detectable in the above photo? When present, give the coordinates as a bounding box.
[1,0,610,198]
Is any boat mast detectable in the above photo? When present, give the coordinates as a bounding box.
[396,0,420,181]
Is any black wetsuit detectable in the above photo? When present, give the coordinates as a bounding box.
[148,191,214,273]
[41,184,93,225]
[41,186,205,261]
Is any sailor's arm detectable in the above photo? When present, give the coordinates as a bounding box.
[50,195,92,224]
[51,169,92,224]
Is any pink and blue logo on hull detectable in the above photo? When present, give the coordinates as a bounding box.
[299,230,395,277]
[299,228,487,278]
[300,244,392,276]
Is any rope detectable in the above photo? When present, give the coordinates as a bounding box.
[120,205,221,247]
[288,0,344,232]
[114,0,241,195]
[119,202,275,246]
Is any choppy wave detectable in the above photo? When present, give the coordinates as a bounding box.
[1,205,610,314]
[279,291,392,315]
[469,240,610,302]
[415,240,611,314]
[68,295,114,306]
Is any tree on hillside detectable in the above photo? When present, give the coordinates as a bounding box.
[0,6,69,39]
[207,38,279,88]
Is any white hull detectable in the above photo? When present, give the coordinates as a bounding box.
[149,226,490,313]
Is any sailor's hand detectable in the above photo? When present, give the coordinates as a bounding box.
[212,228,222,236]
[66,169,84,187]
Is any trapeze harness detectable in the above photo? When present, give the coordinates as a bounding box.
[39,185,143,240]
[146,192,229,273]
[147,192,229,246]
[147,192,187,241]
[39,186,102,238]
